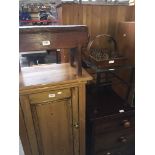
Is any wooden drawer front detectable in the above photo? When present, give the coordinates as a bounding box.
[96,144,135,155]
[19,29,88,51]
[29,89,71,104]
[94,113,135,134]
[94,128,135,152]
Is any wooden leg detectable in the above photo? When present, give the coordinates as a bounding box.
[70,48,76,67]
[69,46,82,76]
[75,45,82,76]
[126,67,135,101]
[96,72,101,87]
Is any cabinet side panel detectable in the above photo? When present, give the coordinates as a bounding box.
[20,96,39,155]
[32,99,74,155]
[19,104,32,155]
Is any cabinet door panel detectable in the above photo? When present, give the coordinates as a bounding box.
[31,99,74,155]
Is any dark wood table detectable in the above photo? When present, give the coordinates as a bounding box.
[19,25,88,76]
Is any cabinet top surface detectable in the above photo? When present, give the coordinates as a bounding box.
[19,25,88,32]
[19,63,92,93]
[119,21,135,24]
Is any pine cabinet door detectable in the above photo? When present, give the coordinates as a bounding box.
[31,99,74,155]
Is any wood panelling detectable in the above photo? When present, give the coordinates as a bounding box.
[57,4,135,62]
[57,4,135,38]
[117,22,135,65]
[112,22,135,100]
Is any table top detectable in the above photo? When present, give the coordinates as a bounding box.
[19,63,92,94]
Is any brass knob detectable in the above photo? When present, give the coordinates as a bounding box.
[119,136,127,143]
[73,122,79,129]
[122,120,131,128]
[123,33,127,37]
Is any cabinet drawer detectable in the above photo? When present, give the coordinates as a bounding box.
[96,144,135,155]
[94,112,134,134]
[29,89,71,104]
[94,128,135,152]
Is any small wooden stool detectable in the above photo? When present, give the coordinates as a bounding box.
[19,25,88,76]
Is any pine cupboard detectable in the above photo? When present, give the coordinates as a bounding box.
[19,63,92,155]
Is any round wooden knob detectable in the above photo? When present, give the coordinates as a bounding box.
[122,120,131,128]
[75,124,78,128]
[123,33,127,37]
[73,122,79,129]
[119,136,127,143]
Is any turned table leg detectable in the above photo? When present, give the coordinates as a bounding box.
[76,45,82,76]
[70,46,82,76]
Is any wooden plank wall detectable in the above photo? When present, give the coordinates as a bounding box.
[57,4,134,39]
[112,22,135,101]
[57,3,135,62]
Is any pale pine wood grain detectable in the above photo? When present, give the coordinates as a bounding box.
[19,63,92,93]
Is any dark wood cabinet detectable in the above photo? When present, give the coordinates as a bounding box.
[88,112,135,155]
[19,63,92,155]
[86,87,135,155]
[93,111,135,155]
